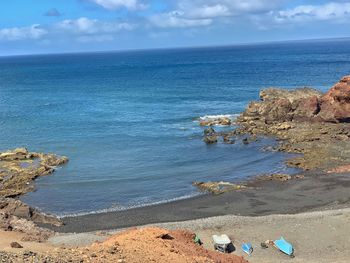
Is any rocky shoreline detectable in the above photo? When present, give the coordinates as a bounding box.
[0,148,68,242]
[197,76,350,193]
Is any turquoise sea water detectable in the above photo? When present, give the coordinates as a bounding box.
[1,39,350,216]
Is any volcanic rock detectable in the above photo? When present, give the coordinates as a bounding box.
[0,148,68,197]
[318,76,350,122]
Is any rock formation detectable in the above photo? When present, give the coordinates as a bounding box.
[234,76,350,171]
[0,148,67,241]
[0,148,68,197]
[238,76,350,124]
[318,76,350,122]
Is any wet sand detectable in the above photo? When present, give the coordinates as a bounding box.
[51,171,350,233]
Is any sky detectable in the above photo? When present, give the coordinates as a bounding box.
[1,0,350,55]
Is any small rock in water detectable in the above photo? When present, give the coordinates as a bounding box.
[203,135,218,144]
[223,135,235,144]
[242,138,249,145]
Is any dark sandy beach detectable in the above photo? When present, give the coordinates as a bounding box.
[52,170,350,233]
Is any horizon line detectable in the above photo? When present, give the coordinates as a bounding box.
[1,36,350,58]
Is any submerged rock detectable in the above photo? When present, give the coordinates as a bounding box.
[223,135,235,144]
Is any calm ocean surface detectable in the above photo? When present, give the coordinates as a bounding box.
[1,39,350,216]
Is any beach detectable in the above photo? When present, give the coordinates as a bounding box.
[2,206,350,262]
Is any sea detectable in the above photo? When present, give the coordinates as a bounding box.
[0,39,349,216]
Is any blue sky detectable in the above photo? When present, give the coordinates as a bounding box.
[1,0,350,55]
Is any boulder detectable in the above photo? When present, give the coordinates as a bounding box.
[203,135,218,144]
[294,96,320,120]
[318,76,350,122]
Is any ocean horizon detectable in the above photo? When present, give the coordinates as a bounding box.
[1,38,350,216]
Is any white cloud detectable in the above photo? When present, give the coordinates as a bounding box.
[88,0,145,10]
[186,4,231,19]
[0,24,47,41]
[0,18,135,43]
[273,2,350,23]
[55,17,135,34]
[178,0,283,19]
[150,11,212,28]
[149,0,284,28]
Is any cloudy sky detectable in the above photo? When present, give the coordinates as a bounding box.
[1,0,350,55]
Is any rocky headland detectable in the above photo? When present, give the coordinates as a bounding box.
[198,76,350,193]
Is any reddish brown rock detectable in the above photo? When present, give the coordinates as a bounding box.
[238,87,321,124]
[317,76,350,122]
[294,95,320,120]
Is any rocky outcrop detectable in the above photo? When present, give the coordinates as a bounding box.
[238,76,350,124]
[0,198,62,226]
[318,76,350,122]
[0,211,55,242]
[234,76,350,171]
[0,148,67,241]
[238,87,323,124]
[0,148,68,197]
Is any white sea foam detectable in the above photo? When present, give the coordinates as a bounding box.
[57,192,202,218]
[198,114,239,121]
[193,114,239,126]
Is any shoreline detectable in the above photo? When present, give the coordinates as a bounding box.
[49,170,350,233]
